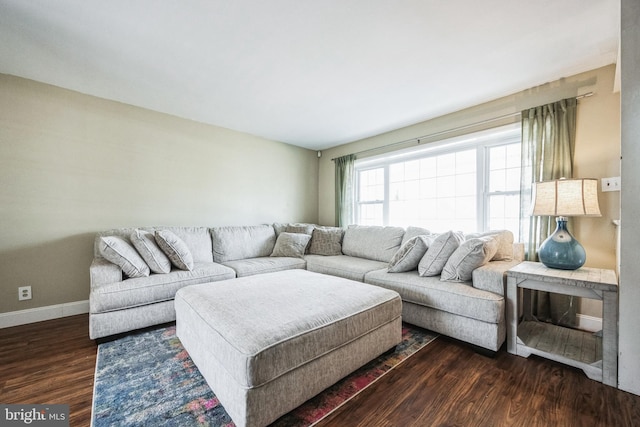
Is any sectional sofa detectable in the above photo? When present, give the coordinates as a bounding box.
[89,223,523,352]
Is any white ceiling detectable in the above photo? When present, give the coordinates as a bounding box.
[0,0,619,150]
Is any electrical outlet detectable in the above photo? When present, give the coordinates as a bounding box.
[18,286,32,301]
[601,176,621,192]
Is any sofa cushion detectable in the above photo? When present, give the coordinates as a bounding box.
[222,257,306,277]
[441,237,498,282]
[98,236,150,278]
[305,254,389,282]
[342,225,405,262]
[388,236,429,273]
[271,232,312,258]
[130,229,172,274]
[223,256,307,277]
[90,262,235,313]
[364,269,504,324]
[418,231,464,276]
[465,230,514,261]
[211,225,276,262]
[308,227,344,256]
[155,230,194,271]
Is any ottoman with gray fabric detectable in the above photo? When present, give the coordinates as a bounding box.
[175,269,402,427]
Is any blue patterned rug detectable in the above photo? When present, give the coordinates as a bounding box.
[92,323,437,426]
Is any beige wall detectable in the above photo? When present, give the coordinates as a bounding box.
[319,65,620,318]
[0,74,319,313]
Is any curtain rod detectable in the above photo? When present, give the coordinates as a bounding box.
[331,92,593,161]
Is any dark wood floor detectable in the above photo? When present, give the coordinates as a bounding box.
[1,315,639,427]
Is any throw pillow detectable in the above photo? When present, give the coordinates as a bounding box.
[270,232,312,258]
[308,227,343,256]
[285,223,315,235]
[401,226,431,247]
[130,229,172,274]
[155,230,194,271]
[418,231,464,276]
[441,237,499,282]
[465,230,514,261]
[98,236,150,278]
[388,235,430,273]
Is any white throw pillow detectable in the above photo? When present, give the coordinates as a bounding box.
[130,229,172,274]
[418,231,464,276]
[465,230,514,261]
[441,237,499,282]
[271,232,312,258]
[155,230,194,271]
[388,236,430,273]
[99,236,150,278]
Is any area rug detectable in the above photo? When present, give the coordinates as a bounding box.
[92,323,437,426]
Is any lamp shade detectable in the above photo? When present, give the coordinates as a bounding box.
[531,178,601,217]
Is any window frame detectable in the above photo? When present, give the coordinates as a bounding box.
[354,124,521,234]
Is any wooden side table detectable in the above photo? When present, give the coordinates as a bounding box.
[506,261,618,387]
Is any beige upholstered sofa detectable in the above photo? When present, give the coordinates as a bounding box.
[89,223,523,352]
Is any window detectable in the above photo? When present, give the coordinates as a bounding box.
[354,124,521,239]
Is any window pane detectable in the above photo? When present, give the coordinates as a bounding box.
[490,145,506,170]
[437,153,456,176]
[405,160,420,180]
[505,168,520,191]
[420,157,437,178]
[456,150,476,174]
[488,193,521,240]
[456,173,475,197]
[390,163,404,182]
[486,142,521,238]
[490,169,506,192]
[359,203,383,225]
[359,168,384,202]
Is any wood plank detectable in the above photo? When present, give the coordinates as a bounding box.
[2,314,640,427]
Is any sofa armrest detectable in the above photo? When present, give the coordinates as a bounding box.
[90,258,122,288]
[472,259,522,296]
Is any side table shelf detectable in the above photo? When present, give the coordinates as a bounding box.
[506,261,618,387]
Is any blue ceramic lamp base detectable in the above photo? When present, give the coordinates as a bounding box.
[538,217,586,270]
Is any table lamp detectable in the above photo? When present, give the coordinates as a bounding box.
[530,178,601,270]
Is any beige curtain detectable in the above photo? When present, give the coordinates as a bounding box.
[520,98,577,326]
[335,154,356,227]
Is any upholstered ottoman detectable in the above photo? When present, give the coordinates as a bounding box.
[175,269,402,427]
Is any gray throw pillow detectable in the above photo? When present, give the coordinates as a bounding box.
[418,231,464,276]
[285,223,315,235]
[99,236,150,278]
[401,226,431,247]
[441,237,499,282]
[155,230,194,271]
[388,235,429,273]
[308,227,343,256]
[270,232,312,258]
[130,229,172,274]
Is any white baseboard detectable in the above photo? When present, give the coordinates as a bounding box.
[0,300,89,329]
[577,313,603,333]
